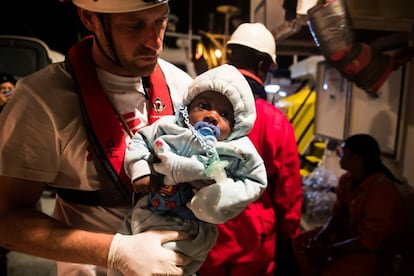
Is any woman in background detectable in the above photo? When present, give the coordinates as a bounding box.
[293,134,406,276]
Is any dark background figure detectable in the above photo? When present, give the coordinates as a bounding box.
[293,134,406,276]
[0,72,16,112]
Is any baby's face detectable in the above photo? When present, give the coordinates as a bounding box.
[188,90,234,141]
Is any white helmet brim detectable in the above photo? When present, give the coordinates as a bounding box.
[72,0,169,13]
[227,22,277,64]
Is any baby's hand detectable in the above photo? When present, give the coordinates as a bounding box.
[132,175,151,194]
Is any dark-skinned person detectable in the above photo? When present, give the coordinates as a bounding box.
[292,133,406,276]
[0,72,16,112]
[111,64,267,276]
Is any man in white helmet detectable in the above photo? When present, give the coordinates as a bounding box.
[199,22,303,276]
[0,0,193,275]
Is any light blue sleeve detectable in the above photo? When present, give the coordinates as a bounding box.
[123,116,174,181]
[188,137,267,224]
[124,129,154,182]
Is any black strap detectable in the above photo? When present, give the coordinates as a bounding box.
[55,58,132,207]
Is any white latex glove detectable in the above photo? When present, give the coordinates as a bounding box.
[107,231,188,276]
[153,151,209,186]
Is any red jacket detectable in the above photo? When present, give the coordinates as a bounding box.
[199,98,302,275]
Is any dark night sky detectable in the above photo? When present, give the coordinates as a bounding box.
[1,0,80,54]
[1,0,249,54]
[1,0,291,71]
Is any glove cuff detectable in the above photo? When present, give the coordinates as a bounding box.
[107,233,123,269]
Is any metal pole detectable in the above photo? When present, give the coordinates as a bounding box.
[188,0,193,60]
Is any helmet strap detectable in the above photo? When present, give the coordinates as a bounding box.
[95,13,123,67]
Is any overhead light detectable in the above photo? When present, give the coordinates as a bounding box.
[278,90,288,97]
[265,84,280,93]
[214,49,222,58]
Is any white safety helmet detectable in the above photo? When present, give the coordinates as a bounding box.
[227,23,277,64]
[72,0,169,13]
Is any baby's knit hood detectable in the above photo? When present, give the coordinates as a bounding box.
[179,64,256,141]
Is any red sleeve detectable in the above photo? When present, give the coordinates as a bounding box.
[248,99,302,239]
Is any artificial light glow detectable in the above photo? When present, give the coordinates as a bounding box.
[214,49,222,58]
[278,90,287,97]
[195,43,204,60]
[264,84,280,93]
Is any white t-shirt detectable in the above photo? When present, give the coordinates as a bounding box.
[0,58,192,232]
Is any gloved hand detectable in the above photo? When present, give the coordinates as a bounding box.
[107,231,188,276]
[152,139,210,186]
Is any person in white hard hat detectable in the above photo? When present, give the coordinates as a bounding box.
[225,22,277,100]
[199,22,303,276]
[0,0,194,275]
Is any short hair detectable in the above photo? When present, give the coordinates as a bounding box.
[344,134,381,161]
[343,134,402,184]
[0,72,16,85]
[227,44,273,71]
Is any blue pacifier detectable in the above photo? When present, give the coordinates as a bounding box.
[194,121,221,140]
[193,121,228,183]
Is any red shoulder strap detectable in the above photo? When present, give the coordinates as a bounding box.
[148,64,174,124]
[67,36,173,193]
[238,69,264,85]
